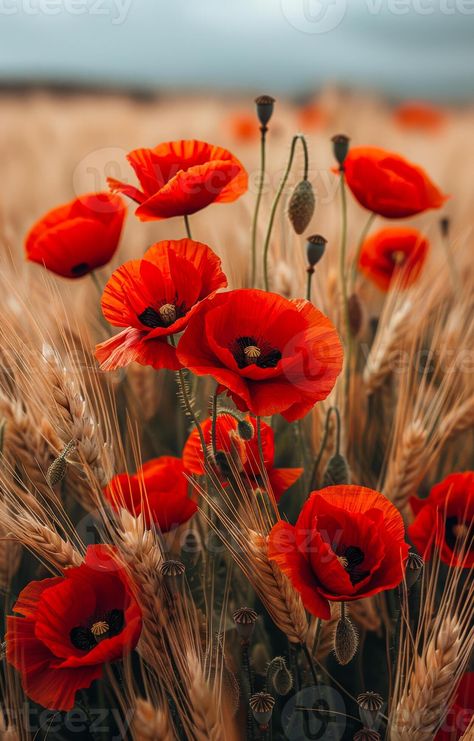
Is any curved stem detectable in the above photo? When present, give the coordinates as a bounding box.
[256,416,265,473]
[210,388,218,460]
[262,134,309,292]
[309,406,340,490]
[169,337,207,459]
[301,643,319,687]
[184,214,192,239]
[338,172,350,340]
[250,129,267,288]
[350,211,376,290]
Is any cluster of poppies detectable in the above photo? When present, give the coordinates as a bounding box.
[13,132,470,722]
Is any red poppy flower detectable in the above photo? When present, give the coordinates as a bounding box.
[108,140,248,221]
[268,485,409,619]
[25,193,126,278]
[177,289,342,422]
[95,238,227,371]
[227,112,260,142]
[342,146,448,218]
[6,545,142,711]
[409,472,474,568]
[183,414,302,501]
[358,227,429,291]
[395,102,446,132]
[104,456,197,531]
[435,673,474,741]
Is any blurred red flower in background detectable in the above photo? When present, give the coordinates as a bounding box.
[343,146,448,218]
[177,289,343,422]
[268,485,409,619]
[409,472,474,568]
[183,414,302,500]
[25,193,126,278]
[358,226,429,291]
[104,456,196,531]
[394,102,446,132]
[108,139,248,221]
[435,673,474,740]
[6,545,141,711]
[95,238,227,371]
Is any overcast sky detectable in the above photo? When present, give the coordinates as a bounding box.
[1,0,473,100]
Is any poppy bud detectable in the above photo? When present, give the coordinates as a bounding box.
[160,560,185,595]
[332,134,350,169]
[334,613,358,665]
[405,551,424,589]
[214,450,234,478]
[47,440,76,487]
[440,216,450,238]
[267,656,293,696]
[306,234,327,267]
[348,293,363,337]
[288,180,316,235]
[322,453,350,487]
[249,692,275,728]
[353,730,381,741]
[233,607,258,644]
[255,95,275,130]
[357,691,384,728]
[237,419,254,441]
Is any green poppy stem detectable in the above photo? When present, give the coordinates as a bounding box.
[184,214,192,239]
[250,128,267,288]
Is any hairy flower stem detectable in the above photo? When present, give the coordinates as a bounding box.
[183,214,192,239]
[338,171,353,416]
[242,643,256,741]
[309,406,341,490]
[256,416,265,472]
[302,643,319,687]
[263,134,309,291]
[350,211,376,290]
[169,337,207,459]
[251,127,267,288]
[210,388,218,459]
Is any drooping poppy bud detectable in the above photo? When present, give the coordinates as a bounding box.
[288,180,315,235]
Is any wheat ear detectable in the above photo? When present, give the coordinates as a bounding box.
[383,419,427,513]
[132,698,175,741]
[186,651,228,741]
[391,618,462,740]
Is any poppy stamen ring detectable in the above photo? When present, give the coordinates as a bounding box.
[392,250,406,265]
[159,303,177,326]
[91,620,110,637]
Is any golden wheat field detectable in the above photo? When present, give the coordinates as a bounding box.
[0,88,472,740]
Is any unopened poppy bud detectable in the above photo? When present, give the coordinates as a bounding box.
[160,560,185,594]
[233,607,258,644]
[255,95,275,130]
[214,450,234,478]
[334,613,358,665]
[348,293,363,337]
[237,418,254,441]
[405,551,424,589]
[322,453,350,486]
[47,440,76,487]
[306,234,327,267]
[288,180,316,235]
[332,134,350,169]
[440,216,450,238]
[267,656,293,696]
[357,691,384,728]
[353,730,381,741]
[249,692,275,728]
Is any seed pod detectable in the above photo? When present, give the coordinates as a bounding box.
[47,440,76,487]
[332,134,350,169]
[405,551,424,589]
[249,692,275,728]
[334,613,358,665]
[348,293,363,337]
[237,418,254,441]
[255,95,275,129]
[357,691,383,728]
[288,180,315,235]
[322,453,350,486]
[233,607,258,644]
[160,560,185,594]
[353,729,381,741]
[306,234,327,267]
[267,657,293,696]
[440,216,450,238]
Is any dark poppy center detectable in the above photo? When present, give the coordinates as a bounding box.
[70,608,124,652]
[231,336,282,369]
[445,516,473,553]
[138,302,184,329]
[336,545,370,585]
[71,262,90,276]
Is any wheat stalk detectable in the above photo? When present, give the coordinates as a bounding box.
[186,650,228,741]
[248,531,308,644]
[391,618,462,741]
[363,300,412,394]
[132,698,175,741]
[439,393,474,442]
[383,419,427,513]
